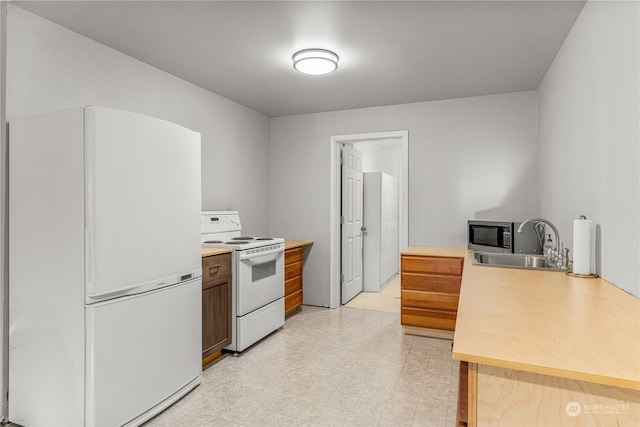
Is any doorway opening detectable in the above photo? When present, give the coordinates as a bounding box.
[329,131,408,309]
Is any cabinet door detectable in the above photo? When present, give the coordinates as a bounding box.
[202,278,231,357]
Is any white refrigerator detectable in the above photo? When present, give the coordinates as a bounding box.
[8,107,202,426]
[363,172,399,292]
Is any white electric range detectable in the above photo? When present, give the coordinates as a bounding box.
[201,211,285,352]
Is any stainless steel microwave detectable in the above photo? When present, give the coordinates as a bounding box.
[467,220,542,254]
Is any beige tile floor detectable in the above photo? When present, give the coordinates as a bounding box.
[344,276,400,313]
[145,305,459,427]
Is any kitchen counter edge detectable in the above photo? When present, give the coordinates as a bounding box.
[285,240,314,250]
[201,247,233,258]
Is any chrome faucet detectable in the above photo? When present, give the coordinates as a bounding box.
[518,218,568,270]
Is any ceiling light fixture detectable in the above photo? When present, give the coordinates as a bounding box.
[292,48,339,75]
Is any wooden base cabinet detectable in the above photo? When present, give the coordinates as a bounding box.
[283,240,313,317]
[284,247,304,315]
[201,253,232,362]
[400,254,463,337]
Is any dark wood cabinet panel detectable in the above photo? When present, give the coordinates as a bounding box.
[203,253,231,281]
[201,253,232,362]
[202,278,231,358]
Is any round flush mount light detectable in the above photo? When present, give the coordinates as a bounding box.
[292,48,339,75]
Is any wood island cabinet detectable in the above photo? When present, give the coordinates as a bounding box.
[201,252,232,365]
[400,253,464,339]
[284,240,313,317]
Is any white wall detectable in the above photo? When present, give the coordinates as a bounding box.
[270,91,539,306]
[538,0,639,297]
[5,5,271,235]
[354,141,403,180]
[355,143,384,174]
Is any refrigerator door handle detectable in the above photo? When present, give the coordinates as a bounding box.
[85,272,201,304]
[86,283,148,303]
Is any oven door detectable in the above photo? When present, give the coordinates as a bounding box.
[236,247,284,316]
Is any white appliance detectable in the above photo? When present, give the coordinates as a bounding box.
[201,211,285,352]
[8,106,202,426]
[363,172,399,292]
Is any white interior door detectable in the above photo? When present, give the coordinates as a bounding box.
[341,145,364,304]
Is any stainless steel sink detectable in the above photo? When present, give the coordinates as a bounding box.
[472,251,568,272]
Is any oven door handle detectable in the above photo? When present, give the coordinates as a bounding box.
[238,247,284,263]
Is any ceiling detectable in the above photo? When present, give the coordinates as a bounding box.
[14,1,586,117]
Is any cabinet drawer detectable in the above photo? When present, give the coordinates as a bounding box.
[401,256,463,276]
[285,290,303,313]
[401,307,457,331]
[401,273,461,293]
[285,261,303,281]
[202,253,231,280]
[285,248,304,265]
[285,275,302,296]
[401,290,459,311]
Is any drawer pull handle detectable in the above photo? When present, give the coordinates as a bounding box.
[209,266,220,276]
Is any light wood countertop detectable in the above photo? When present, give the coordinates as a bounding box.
[451,249,640,391]
[201,247,233,258]
[285,240,314,250]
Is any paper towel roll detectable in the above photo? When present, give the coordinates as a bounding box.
[573,217,595,275]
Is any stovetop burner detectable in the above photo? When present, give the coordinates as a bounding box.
[256,237,274,241]
[226,241,250,245]
[203,240,224,244]
[232,237,254,241]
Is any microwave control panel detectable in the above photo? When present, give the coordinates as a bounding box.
[502,228,511,249]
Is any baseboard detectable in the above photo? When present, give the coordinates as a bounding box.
[403,325,454,340]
